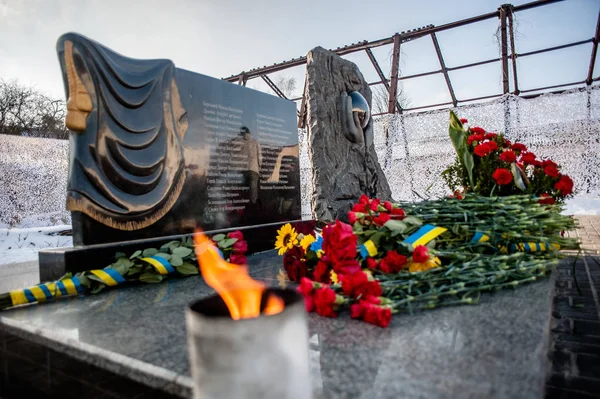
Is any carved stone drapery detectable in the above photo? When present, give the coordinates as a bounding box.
[57,33,188,230]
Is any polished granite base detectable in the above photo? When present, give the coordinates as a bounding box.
[0,250,555,398]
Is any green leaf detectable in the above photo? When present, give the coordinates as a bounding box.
[176,262,199,275]
[160,240,180,251]
[139,273,164,284]
[127,266,144,276]
[87,274,107,286]
[172,247,193,258]
[384,220,408,233]
[218,238,238,248]
[90,284,106,294]
[154,253,171,261]
[114,252,126,259]
[110,258,133,275]
[403,216,423,227]
[448,110,474,187]
[211,234,226,242]
[129,250,142,259]
[77,275,90,288]
[142,248,159,257]
[170,255,183,266]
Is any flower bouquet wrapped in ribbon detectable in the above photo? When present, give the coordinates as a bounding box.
[276,194,578,328]
[0,231,248,310]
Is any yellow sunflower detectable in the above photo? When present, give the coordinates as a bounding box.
[275,223,299,255]
[408,256,441,273]
[299,234,316,251]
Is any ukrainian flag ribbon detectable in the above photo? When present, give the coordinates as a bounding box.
[141,256,175,275]
[9,276,84,306]
[358,240,378,259]
[310,233,323,253]
[90,268,125,287]
[508,242,560,252]
[404,224,448,247]
[471,232,490,243]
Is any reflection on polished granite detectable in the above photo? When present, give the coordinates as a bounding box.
[0,250,554,398]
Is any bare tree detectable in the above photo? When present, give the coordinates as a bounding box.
[371,84,410,115]
[275,76,297,98]
[0,79,68,139]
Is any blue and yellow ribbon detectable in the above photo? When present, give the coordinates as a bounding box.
[404,224,448,247]
[358,240,378,259]
[9,276,84,306]
[141,256,175,275]
[90,269,125,287]
[310,233,323,253]
[471,232,490,243]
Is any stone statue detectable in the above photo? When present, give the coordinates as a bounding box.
[304,47,392,222]
[57,33,188,231]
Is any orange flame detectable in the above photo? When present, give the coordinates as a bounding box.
[193,230,284,320]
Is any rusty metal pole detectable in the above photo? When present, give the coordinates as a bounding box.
[507,6,520,95]
[586,10,600,85]
[388,33,401,115]
[499,5,511,136]
[499,5,510,94]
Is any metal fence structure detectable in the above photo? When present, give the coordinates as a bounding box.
[222,0,600,130]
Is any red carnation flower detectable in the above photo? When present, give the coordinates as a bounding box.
[484,133,497,140]
[412,245,430,263]
[460,118,468,124]
[474,141,498,157]
[332,258,362,276]
[283,246,306,282]
[470,126,485,135]
[544,165,560,178]
[503,139,512,148]
[391,208,405,218]
[228,231,244,241]
[555,175,574,196]
[467,134,485,145]
[298,277,315,296]
[313,260,332,284]
[520,152,537,165]
[378,258,391,274]
[499,150,517,163]
[538,194,556,205]
[313,287,337,318]
[366,257,378,270]
[382,250,407,273]
[369,198,381,211]
[542,159,558,168]
[233,240,248,254]
[359,194,370,205]
[373,213,391,226]
[511,143,527,152]
[383,201,393,211]
[340,271,382,299]
[352,203,367,212]
[492,168,512,185]
[230,253,247,265]
[348,211,358,224]
[363,304,392,328]
[350,296,382,319]
[322,221,357,262]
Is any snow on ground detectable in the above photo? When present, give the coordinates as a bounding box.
[0,225,72,265]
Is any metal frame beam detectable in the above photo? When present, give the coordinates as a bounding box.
[499,5,510,94]
[587,10,600,85]
[507,6,520,94]
[431,32,457,106]
[261,75,288,99]
[365,48,402,113]
[388,34,401,114]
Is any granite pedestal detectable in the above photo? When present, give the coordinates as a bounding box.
[0,250,555,398]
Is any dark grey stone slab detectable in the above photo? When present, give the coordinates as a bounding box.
[0,251,555,398]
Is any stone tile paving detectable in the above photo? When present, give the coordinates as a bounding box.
[547,216,600,398]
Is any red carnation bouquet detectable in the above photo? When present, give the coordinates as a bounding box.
[442,111,574,204]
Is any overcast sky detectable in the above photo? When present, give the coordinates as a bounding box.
[1,0,598,109]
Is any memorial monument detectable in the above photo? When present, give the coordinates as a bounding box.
[55,33,301,246]
[304,47,392,222]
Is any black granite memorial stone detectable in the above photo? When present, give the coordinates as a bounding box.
[55,33,301,246]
